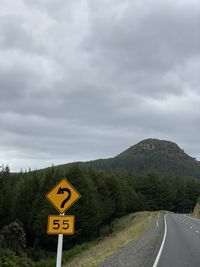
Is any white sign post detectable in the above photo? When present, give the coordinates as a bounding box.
[56,233,63,267]
[56,212,64,267]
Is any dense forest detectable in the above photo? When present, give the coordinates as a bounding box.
[0,163,200,266]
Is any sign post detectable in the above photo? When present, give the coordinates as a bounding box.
[46,178,81,267]
[56,232,63,267]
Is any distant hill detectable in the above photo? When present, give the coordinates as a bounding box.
[68,139,200,179]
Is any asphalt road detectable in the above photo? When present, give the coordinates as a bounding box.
[157,214,200,267]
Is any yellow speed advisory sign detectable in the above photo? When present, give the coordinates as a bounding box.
[46,178,81,214]
[47,215,75,235]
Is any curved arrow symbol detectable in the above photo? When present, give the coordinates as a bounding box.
[57,187,72,208]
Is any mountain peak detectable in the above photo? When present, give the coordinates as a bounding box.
[71,138,200,179]
[116,138,183,158]
[136,138,181,151]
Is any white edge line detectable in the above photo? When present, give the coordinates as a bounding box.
[152,214,167,267]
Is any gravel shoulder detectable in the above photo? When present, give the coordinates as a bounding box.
[101,213,164,267]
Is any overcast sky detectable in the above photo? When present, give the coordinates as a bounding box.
[0,0,200,171]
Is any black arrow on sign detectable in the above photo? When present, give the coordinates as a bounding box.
[57,187,72,208]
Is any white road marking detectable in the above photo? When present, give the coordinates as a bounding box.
[196,230,199,233]
[157,219,159,227]
[190,226,193,229]
[153,215,167,267]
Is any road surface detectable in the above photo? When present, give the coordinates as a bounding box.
[101,213,200,267]
[156,214,200,267]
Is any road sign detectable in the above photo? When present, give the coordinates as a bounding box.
[47,215,75,235]
[46,178,80,267]
[46,178,81,214]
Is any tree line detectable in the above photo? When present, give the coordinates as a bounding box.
[0,164,200,266]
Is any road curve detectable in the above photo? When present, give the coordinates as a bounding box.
[157,214,200,267]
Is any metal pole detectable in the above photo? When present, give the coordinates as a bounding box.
[56,233,63,267]
[56,213,64,267]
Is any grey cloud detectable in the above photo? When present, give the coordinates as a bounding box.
[0,64,35,101]
[0,16,37,53]
[85,0,200,71]
[23,0,80,21]
[0,0,200,171]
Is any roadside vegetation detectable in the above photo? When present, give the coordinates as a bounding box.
[0,164,200,266]
[193,197,200,219]
[37,211,158,267]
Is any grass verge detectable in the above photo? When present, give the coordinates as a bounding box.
[37,211,159,267]
[62,211,159,267]
[193,201,200,219]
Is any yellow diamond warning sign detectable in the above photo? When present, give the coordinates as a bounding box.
[46,178,81,214]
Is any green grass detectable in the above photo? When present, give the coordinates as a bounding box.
[35,242,95,267]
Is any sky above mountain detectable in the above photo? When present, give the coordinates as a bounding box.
[0,0,200,171]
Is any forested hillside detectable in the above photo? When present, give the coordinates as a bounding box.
[0,163,200,266]
[74,139,200,178]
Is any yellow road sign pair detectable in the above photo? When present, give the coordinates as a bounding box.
[46,178,81,235]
